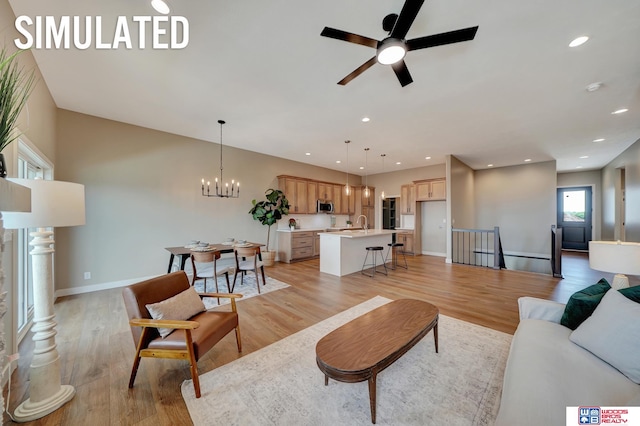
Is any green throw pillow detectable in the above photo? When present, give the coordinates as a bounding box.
[620,284,640,303]
[561,278,611,330]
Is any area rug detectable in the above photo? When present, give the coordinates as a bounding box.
[192,273,290,309]
[182,296,512,425]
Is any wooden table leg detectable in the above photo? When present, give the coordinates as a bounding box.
[368,374,377,424]
[434,322,439,353]
[324,375,328,386]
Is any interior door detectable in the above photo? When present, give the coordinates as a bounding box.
[557,187,592,250]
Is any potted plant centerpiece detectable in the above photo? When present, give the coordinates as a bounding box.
[249,188,290,266]
[0,48,36,177]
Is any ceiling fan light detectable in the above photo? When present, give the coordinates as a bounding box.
[377,41,406,65]
[151,0,170,15]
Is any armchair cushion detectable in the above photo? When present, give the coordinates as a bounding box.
[146,286,206,338]
[518,297,565,323]
[560,278,611,330]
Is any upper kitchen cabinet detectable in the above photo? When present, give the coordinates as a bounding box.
[278,176,312,214]
[361,186,375,207]
[400,184,416,214]
[333,184,345,214]
[317,182,333,201]
[415,179,446,201]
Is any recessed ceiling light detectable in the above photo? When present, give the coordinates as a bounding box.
[580,155,589,159]
[305,152,311,156]
[524,159,532,162]
[585,82,602,92]
[425,156,431,160]
[487,164,494,167]
[593,138,605,142]
[336,160,341,164]
[611,108,629,114]
[359,166,364,170]
[395,162,401,165]
[362,117,370,122]
[569,36,589,48]
[576,166,583,169]
[151,0,170,14]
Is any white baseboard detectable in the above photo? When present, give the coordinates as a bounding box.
[54,274,161,298]
[422,251,447,257]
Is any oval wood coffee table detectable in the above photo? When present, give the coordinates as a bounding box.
[315,299,439,424]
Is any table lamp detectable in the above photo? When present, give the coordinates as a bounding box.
[2,178,85,422]
[589,240,640,290]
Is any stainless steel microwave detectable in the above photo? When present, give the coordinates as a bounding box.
[317,200,334,213]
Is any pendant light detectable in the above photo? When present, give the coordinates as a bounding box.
[201,120,239,198]
[344,140,351,196]
[380,154,386,200]
[363,148,370,198]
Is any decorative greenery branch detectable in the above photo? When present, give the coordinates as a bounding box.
[0,48,36,152]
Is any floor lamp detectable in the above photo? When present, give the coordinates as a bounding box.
[2,178,85,422]
[589,240,640,290]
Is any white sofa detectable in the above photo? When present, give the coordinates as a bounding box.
[495,295,640,426]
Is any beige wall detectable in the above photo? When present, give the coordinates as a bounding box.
[601,138,640,242]
[54,110,358,290]
[557,169,602,241]
[474,160,557,256]
[449,155,475,229]
[1,0,59,369]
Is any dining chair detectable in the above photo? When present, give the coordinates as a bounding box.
[190,250,234,303]
[232,246,266,294]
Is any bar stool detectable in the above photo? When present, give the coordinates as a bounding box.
[385,242,408,270]
[361,246,388,277]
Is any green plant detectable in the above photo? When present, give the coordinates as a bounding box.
[249,189,290,251]
[0,48,36,152]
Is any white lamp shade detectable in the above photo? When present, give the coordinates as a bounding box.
[589,241,640,276]
[2,178,85,229]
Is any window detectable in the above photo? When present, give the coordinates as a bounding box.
[16,137,52,342]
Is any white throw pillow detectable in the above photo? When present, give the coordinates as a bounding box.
[570,289,640,384]
[146,287,205,338]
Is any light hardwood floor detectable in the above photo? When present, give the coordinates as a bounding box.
[2,252,622,425]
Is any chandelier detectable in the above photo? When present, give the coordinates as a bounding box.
[201,120,239,198]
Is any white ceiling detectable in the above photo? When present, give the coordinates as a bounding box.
[8,0,640,175]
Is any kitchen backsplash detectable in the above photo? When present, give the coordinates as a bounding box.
[277,214,351,230]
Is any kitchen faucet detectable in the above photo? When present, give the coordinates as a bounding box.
[356,215,368,231]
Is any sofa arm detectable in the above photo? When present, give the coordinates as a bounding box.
[518,297,566,323]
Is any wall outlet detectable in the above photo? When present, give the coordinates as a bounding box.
[83,272,91,280]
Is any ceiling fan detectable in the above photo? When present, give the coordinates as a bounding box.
[320,0,479,87]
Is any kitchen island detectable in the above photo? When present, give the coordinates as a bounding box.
[319,229,396,276]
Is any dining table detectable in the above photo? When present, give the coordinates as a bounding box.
[164,242,263,273]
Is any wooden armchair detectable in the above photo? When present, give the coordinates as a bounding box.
[122,271,242,398]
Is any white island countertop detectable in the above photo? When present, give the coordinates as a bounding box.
[319,229,396,238]
[319,230,397,276]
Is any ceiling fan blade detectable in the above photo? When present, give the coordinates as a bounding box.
[391,60,413,87]
[321,27,378,49]
[390,0,425,39]
[338,57,377,85]
[407,26,479,51]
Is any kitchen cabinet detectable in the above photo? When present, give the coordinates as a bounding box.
[415,179,446,201]
[278,231,315,263]
[400,184,416,214]
[361,186,375,207]
[278,176,319,214]
[332,184,344,214]
[317,183,333,201]
[344,185,356,214]
[313,231,321,256]
[397,232,414,255]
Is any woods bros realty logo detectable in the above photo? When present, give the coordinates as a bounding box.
[13,15,189,50]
